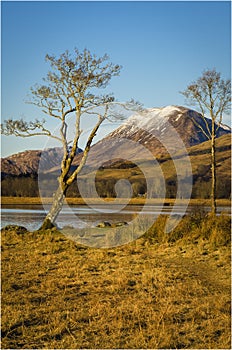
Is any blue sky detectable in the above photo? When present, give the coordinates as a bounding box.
[1,1,231,157]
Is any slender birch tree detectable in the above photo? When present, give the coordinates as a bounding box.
[181,69,231,214]
[1,49,141,229]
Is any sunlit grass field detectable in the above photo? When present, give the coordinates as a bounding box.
[1,213,231,349]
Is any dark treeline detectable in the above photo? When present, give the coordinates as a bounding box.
[1,173,230,199]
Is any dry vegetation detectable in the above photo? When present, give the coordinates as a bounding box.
[1,213,231,349]
[1,196,231,207]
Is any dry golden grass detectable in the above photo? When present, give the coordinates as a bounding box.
[1,214,231,349]
[1,196,231,207]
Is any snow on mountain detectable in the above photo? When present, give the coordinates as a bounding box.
[122,105,184,133]
[110,105,230,143]
[219,122,231,132]
[127,105,182,128]
[80,105,231,166]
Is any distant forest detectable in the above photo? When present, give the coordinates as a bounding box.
[1,172,230,199]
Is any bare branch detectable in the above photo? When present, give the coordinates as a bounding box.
[66,106,109,185]
[180,69,231,139]
[1,118,63,142]
[188,114,211,140]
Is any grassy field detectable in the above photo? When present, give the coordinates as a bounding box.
[1,213,231,349]
[1,196,231,207]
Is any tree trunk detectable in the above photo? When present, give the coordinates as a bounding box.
[40,185,66,230]
[211,134,216,215]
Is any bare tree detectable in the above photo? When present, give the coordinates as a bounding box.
[181,69,231,214]
[1,49,141,229]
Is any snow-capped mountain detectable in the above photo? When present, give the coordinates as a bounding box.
[1,105,230,176]
[80,105,231,166]
[110,105,230,148]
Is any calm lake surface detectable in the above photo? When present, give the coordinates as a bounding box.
[1,203,230,231]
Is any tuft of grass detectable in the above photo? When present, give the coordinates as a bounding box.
[145,211,231,248]
[1,213,231,349]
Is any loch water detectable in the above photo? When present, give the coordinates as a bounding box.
[1,203,230,231]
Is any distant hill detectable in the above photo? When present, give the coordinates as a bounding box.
[77,133,231,199]
[1,147,82,178]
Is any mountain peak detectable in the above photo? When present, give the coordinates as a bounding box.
[84,105,230,166]
[148,105,185,113]
[126,105,186,129]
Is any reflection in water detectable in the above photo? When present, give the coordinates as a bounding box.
[1,204,230,232]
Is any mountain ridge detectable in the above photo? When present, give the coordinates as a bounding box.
[1,147,82,177]
[1,105,231,177]
[72,105,231,168]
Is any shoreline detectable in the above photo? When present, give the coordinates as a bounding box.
[1,196,231,207]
